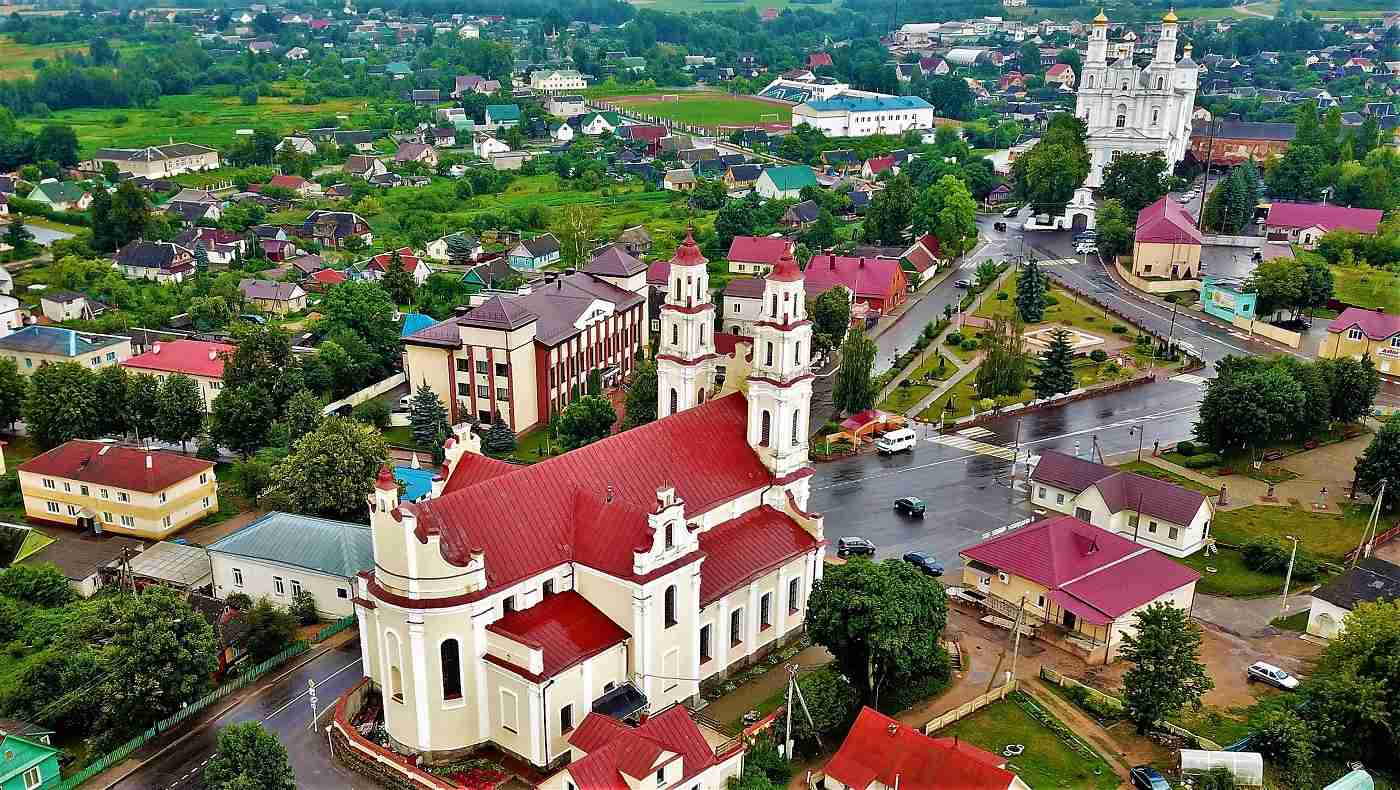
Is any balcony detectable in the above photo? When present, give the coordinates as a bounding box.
[592,682,647,723]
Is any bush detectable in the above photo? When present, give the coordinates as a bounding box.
[960,339,978,351]
[996,291,1008,300]
[789,667,860,756]
[1089,349,1109,363]
[1183,453,1220,469]
[0,564,75,607]
[946,331,964,345]
[1242,538,1319,581]
[1045,295,1060,306]
[243,597,297,661]
[225,592,253,611]
[352,399,391,429]
[1176,440,1197,456]
[1111,324,1128,334]
[290,590,319,625]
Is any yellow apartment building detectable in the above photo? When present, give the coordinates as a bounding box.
[1319,307,1400,377]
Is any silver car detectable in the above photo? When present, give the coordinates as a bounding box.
[1246,661,1299,690]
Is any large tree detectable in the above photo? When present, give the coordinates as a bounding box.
[262,416,388,519]
[1328,356,1380,424]
[24,361,99,447]
[1094,199,1134,259]
[1119,602,1214,734]
[0,358,25,430]
[408,382,450,448]
[1354,413,1399,512]
[1099,151,1172,214]
[862,175,915,246]
[806,558,949,707]
[1194,360,1306,451]
[931,174,978,256]
[221,323,301,403]
[100,587,217,740]
[156,374,206,452]
[125,372,162,444]
[557,395,616,450]
[623,358,658,429]
[209,383,277,458]
[1031,328,1076,400]
[1298,600,1400,767]
[1015,259,1047,323]
[203,722,297,790]
[318,280,401,380]
[553,204,601,266]
[241,598,297,662]
[1011,114,1089,215]
[810,286,852,349]
[379,252,418,307]
[832,328,877,416]
[975,317,1030,399]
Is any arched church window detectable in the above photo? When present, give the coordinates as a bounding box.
[795,341,802,365]
[1087,74,1094,88]
[385,631,404,702]
[1151,107,1160,125]
[765,342,774,366]
[1116,105,1127,128]
[760,411,771,447]
[671,324,679,345]
[1120,79,1128,91]
[669,388,678,415]
[792,410,801,447]
[1156,76,1165,89]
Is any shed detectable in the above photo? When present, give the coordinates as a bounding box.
[126,540,214,590]
[1180,750,1263,787]
[19,534,143,597]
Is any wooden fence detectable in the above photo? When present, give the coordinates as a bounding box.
[920,680,1018,734]
[1039,667,1223,750]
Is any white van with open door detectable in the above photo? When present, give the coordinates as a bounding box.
[875,427,917,455]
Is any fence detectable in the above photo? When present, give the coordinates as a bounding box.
[1038,667,1223,750]
[58,616,358,788]
[920,680,1018,733]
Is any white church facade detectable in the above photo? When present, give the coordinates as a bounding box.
[351,233,822,778]
[1076,10,1198,188]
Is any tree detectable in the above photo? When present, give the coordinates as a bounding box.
[290,590,318,625]
[803,208,837,250]
[24,361,98,447]
[553,204,601,266]
[806,558,949,707]
[87,363,128,438]
[1194,361,1306,451]
[0,358,25,429]
[714,195,758,252]
[242,597,297,661]
[1119,602,1214,734]
[1296,600,1400,766]
[1031,329,1076,399]
[1095,199,1134,259]
[0,563,75,607]
[446,233,476,266]
[33,123,78,167]
[203,722,296,790]
[623,358,658,429]
[1354,413,1399,512]
[1011,114,1089,215]
[318,281,401,381]
[483,418,517,455]
[280,389,324,447]
[109,180,152,250]
[156,374,205,452]
[89,185,116,252]
[1249,706,1315,787]
[189,295,233,333]
[1327,355,1379,424]
[3,218,33,255]
[409,383,450,448]
[210,384,277,458]
[221,323,300,402]
[862,175,915,245]
[261,417,388,519]
[557,395,616,449]
[1247,257,1305,318]
[931,174,977,255]
[125,372,162,443]
[1266,144,1326,202]
[100,587,217,739]
[787,667,860,757]
[380,252,418,307]
[975,259,1000,290]
[975,317,1030,400]
[1015,259,1047,323]
[811,286,852,348]
[1098,152,1171,214]
[832,328,877,416]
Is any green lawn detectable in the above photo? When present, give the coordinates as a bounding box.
[1212,504,1372,561]
[1114,461,1218,495]
[1179,547,1285,597]
[610,92,790,127]
[1270,610,1310,633]
[977,281,1120,336]
[937,693,1119,790]
[1331,264,1400,313]
[627,0,836,12]
[1169,706,1255,748]
[917,360,1130,421]
[1161,451,1299,485]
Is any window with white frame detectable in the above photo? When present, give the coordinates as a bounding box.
[23,766,41,790]
[120,515,135,527]
[500,688,519,732]
[233,568,244,587]
[274,577,285,595]
[45,501,59,514]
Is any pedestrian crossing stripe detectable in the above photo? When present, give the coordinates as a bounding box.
[957,426,994,438]
[929,434,1018,460]
[1036,258,1077,266]
[1170,373,1208,386]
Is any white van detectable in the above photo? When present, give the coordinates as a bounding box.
[875,428,917,455]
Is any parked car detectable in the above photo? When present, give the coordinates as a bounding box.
[398,395,413,411]
[1002,206,1019,218]
[902,551,944,576]
[876,428,917,455]
[1073,230,1097,241]
[837,536,876,557]
[954,279,972,288]
[1129,766,1172,790]
[893,496,926,517]
[1247,661,1299,690]
[993,221,1007,232]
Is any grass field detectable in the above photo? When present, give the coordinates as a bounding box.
[18,90,368,157]
[1332,264,1400,313]
[608,92,789,127]
[937,693,1119,790]
[1179,546,1287,597]
[1212,503,1372,560]
[1114,460,1218,495]
[627,0,836,12]
[977,282,1122,336]
[0,35,152,80]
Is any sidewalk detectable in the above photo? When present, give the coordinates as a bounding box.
[905,351,982,419]
[698,645,833,729]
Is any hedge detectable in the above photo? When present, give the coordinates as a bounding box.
[1183,453,1220,469]
[8,196,91,227]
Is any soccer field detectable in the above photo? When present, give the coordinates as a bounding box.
[610,93,790,128]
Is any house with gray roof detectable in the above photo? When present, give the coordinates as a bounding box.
[90,143,220,178]
[207,512,373,617]
[1308,558,1400,640]
[239,279,307,315]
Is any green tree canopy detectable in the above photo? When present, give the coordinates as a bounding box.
[203,722,297,790]
[623,358,658,429]
[24,361,99,447]
[557,395,617,450]
[408,382,450,448]
[811,286,852,349]
[1031,328,1076,400]
[261,416,389,519]
[1098,151,1172,215]
[1354,412,1399,512]
[1015,259,1046,323]
[156,373,205,451]
[100,587,217,740]
[832,327,877,416]
[1119,602,1214,734]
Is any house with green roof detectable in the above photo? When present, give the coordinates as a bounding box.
[484,104,521,130]
[25,180,92,212]
[755,165,818,200]
[619,56,647,73]
[580,111,621,136]
[385,61,413,79]
[0,734,59,790]
[207,512,373,618]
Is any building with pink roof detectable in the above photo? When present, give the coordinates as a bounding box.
[1320,307,1400,376]
[1131,196,1203,281]
[802,254,909,315]
[1264,201,1383,248]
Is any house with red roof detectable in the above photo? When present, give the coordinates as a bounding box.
[303,267,347,293]
[802,254,909,315]
[266,174,319,197]
[807,52,833,69]
[1319,307,1400,377]
[1131,196,1203,281]
[1045,62,1076,88]
[1264,201,1384,248]
[727,235,795,276]
[900,233,945,285]
[860,155,896,180]
[960,515,1200,661]
[122,338,235,409]
[361,246,432,285]
[1030,449,1214,557]
[821,707,1028,790]
[357,241,823,771]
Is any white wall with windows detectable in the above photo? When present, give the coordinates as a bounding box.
[209,553,355,617]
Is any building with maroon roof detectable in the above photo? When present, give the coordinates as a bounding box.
[356,239,822,768]
[727,235,795,276]
[1264,201,1384,249]
[1030,449,1213,556]
[361,246,432,285]
[960,515,1200,661]
[122,338,235,409]
[18,441,217,539]
[900,233,944,285]
[822,707,1026,790]
[802,254,909,315]
[1319,306,1400,376]
[1131,196,1203,281]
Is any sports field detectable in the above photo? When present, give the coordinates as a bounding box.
[608,92,790,128]
[628,0,836,12]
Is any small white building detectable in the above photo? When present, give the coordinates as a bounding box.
[208,511,372,618]
[1307,557,1400,639]
[791,95,935,138]
[529,69,587,93]
[473,134,511,158]
[546,95,586,118]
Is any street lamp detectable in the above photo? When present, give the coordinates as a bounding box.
[1279,534,1300,620]
[1128,424,1145,462]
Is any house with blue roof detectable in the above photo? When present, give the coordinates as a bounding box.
[400,312,436,337]
[207,512,373,618]
[0,734,59,790]
[791,94,935,138]
[0,326,132,374]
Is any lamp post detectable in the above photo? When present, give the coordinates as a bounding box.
[1129,424,1145,462]
[1279,534,1300,621]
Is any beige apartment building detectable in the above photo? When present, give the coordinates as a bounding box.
[90,143,220,178]
[0,326,131,374]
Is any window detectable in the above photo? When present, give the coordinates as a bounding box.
[500,689,518,732]
[543,579,555,596]
[998,572,1010,584]
[102,511,112,522]
[121,515,135,527]
[792,411,801,447]
[23,766,40,790]
[1075,507,1092,522]
[41,478,54,490]
[1151,107,1160,125]
[1156,76,1164,89]
[1348,328,1364,340]
[477,385,489,398]
[760,593,772,630]
[441,639,463,700]
[457,358,470,372]
[274,577,286,595]
[502,595,516,614]
[62,481,70,492]
[386,631,405,702]
[699,624,712,662]
[337,587,348,599]
[1115,105,1127,127]
[80,485,88,496]
[669,388,678,415]
[45,501,59,514]
[496,387,507,400]
[117,492,130,503]
[788,577,801,612]
[765,342,773,366]
[1148,521,1158,534]
[1038,486,1047,499]
[1055,493,1065,505]
[159,491,167,503]
[730,609,743,646]
[1393,337,1400,348]
[664,522,674,550]
[1087,74,1095,88]
[67,504,79,516]
[100,488,109,499]
[163,515,172,528]
[233,568,244,587]
[495,362,508,377]
[1168,526,1179,541]
[1128,514,1140,527]
[760,410,771,447]
[671,324,679,345]
[664,585,678,628]
[560,703,574,733]
[795,341,802,364]
[202,497,211,509]
[656,767,668,787]
[199,473,208,485]
[476,360,489,374]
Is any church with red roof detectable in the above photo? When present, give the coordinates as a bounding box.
[355,233,822,774]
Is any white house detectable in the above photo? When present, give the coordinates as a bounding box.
[279,136,319,156]
[209,512,372,618]
[1029,449,1213,557]
[580,112,620,136]
[551,123,575,143]
[473,134,511,158]
[425,233,482,262]
[546,95,586,118]
[1307,558,1400,640]
[529,69,587,93]
[791,95,935,138]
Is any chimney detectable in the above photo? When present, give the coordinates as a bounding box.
[860,257,867,268]
[606,483,614,503]
[453,305,470,316]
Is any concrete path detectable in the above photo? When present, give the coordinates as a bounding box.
[906,352,983,419]
[1193,592,1314,638]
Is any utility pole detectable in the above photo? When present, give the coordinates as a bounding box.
[1009,417,1023,503]
[1129,424,1145,462]
[1279,535,1299,620]
[1007,594,1027,685]
[1351,479,1388,568]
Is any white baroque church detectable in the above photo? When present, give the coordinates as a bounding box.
[1076,9,1198,188]
[349,232,821,785]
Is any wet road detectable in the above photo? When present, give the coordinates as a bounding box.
[112,639,375,790]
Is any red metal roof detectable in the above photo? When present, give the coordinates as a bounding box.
[366,246,421,273]
[902,234,942,273]
[770,249,802,283]
[1031,450,1207,525]
[268,174,308,190]
[864,156,895,174]
[1135,197,1203,245]
[308,268,347,284]
[1030,449,1113,493]
[122,338,233,379]
[714,332,747,356]
[697,506,819,605]
[567,707,721,790]
[671,228,707,268]
[1046,63,1072,77]
[485,591,628,679]
[19,440,213,493]
[1265,201,1382,234]
[825,707,1015,790]
[802,255,904,301]
[427,393,776,593]
[1060,550,1200,620]
[646,260,670,287]
[727,236,793,264]
[1327,306,1400,340]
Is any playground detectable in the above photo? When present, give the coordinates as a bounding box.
[607,92,791,129]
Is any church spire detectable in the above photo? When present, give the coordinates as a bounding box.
[655,226,719,418]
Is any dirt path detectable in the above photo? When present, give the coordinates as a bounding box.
[699,645,833,727]
[1022,680,1138,785]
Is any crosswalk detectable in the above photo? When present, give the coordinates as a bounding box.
[929,431,1019,460]
[1170,373,1208,386]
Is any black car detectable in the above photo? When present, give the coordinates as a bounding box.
[993,221,1007,232]
[1129,766,1171,790]
[902,551,944,577]
[954,279,972,288]
[837,536,876,557]
[894,496,926,517]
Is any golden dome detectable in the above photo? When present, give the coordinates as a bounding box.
[1093,8,1109,23]
[1162,7,1179,22]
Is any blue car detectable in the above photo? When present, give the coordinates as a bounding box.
[1129,766,1171,790]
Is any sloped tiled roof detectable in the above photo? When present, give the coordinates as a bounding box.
[567,706,719,790]
[584,244,646,278]
[207,512,373,578]
[697,506,819,605]
[1030,449,1115,493]
[727,235,793,264]
[1265,201,1383,234]
[1326,306,1400,340]
[826,707,1015,790]
[122,339,233,379]
[802,254,903,300]
[19,441,213,493]
[1135,197,1203,245]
